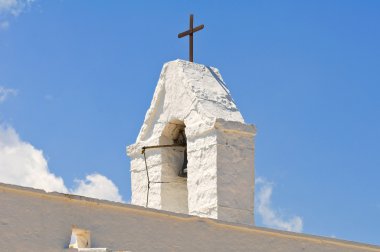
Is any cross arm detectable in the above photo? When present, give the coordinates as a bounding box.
[177,24,204,38]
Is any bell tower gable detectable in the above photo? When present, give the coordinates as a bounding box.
[127,59,256,225]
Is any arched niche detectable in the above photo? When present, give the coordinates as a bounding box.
[159,119,188,214]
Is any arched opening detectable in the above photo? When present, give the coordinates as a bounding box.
[159,119,188,214]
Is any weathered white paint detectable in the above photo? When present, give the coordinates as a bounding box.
[127,60,256,225]
[1,183,379,252]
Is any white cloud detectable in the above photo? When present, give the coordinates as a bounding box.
[0,86,17,102]
[71,174,123,202]
[0,125,67,192]
[0,125,124,202]
[0,0,34,29]
[255,177,303,233]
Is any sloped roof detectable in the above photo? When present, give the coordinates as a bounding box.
[1,182,379,252]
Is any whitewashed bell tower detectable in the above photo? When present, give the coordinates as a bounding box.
[127,59,256,225]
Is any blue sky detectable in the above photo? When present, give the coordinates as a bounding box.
[0,0,379,246]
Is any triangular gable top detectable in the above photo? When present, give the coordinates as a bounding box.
[129,59,246,153]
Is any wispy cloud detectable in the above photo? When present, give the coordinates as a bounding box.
[44,94,54,101]
[0,19,8,29]
[0,125,124,202]
[0,86,17,103]
[255,177,303,233]
[0,0,35,30]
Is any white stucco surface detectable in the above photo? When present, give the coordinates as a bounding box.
[127,60,256,225]
[1,183,379,252]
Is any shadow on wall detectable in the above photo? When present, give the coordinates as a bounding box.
[206,66,234,104]
[159,120,189,214]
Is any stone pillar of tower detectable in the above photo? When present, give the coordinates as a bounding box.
[127,60,256,225]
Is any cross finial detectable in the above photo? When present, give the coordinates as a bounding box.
[178,14,204,62]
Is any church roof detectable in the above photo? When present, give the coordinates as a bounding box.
[1,182,379,252]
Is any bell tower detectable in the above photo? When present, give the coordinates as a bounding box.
[127,60,256,225]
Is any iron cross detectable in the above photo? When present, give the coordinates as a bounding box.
[178,14,204,62]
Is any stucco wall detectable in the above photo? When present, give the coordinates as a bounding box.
[1,183,379,252]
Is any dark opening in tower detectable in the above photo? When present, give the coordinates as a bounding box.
[159,120,188,214]
[174,128,188,177]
